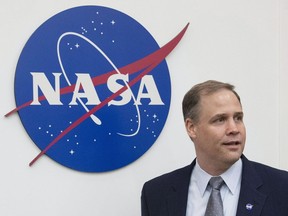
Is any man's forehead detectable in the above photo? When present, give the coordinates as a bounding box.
[201,89,240,102]
[199,90,243,113]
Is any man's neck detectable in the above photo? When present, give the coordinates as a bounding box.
[196,158,238,176]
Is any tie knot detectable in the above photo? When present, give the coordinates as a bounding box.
[209,176,224,190]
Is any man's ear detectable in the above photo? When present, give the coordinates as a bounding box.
[185,118,197,139]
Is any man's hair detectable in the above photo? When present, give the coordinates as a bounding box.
[182,80,241,123]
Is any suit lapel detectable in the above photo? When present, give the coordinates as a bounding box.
[236,156,267,216]
[166,161,195,216]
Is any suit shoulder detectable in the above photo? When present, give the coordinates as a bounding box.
[250,160,288,181]
[143,164,193,190]
[141,164,193,215]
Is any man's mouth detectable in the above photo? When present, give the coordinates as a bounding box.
[223,141,241,145]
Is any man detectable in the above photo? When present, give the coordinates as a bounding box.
[141,80,288,216]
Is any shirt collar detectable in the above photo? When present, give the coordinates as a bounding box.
[192,159,242,197]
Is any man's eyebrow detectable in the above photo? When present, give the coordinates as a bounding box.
[213,113,227,118]
[210,112,244,121]
[234,112,244,116]
[209,113,227,122]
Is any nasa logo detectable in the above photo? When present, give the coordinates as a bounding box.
[10,6,188,172]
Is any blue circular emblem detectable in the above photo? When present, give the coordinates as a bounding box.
[14,6,171,172]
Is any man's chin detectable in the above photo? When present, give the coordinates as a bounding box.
[227,153,242,164]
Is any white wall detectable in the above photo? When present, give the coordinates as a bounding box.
[280,0,288,169]
[0,0,287,215]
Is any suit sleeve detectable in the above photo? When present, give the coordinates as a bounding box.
[141,183,150,216]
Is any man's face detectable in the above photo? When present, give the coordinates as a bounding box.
[186,89,246,174]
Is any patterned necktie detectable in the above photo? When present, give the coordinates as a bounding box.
[204,176,225,216]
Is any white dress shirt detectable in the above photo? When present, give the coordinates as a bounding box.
[186,159,242,216]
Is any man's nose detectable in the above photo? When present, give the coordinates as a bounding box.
[226,119,239,135]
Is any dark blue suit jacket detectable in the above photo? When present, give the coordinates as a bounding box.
[141,155,288,216]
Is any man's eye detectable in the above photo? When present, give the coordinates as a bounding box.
[235,116,243,122]
[215,117,225,123]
